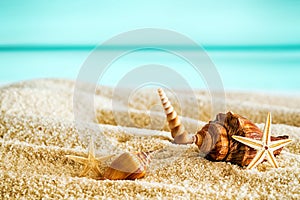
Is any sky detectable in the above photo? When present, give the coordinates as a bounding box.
[0,0,300,46]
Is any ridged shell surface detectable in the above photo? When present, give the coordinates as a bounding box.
[103,152,151,180]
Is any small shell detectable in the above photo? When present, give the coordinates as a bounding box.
[158,88,194,144]
[103,152,151,180]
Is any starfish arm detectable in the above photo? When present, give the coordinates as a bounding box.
[246,149,266,170]
[66,155,88,164]
[79,165,92,177]
[91,164,102,176]
[232,135,263,150]
[266,150,279,168]
[262,112,272,145]
[269,139,293,151]
[88,138,96,159]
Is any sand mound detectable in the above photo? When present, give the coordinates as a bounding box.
[1,79,299,199]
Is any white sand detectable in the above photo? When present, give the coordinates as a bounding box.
[1,79,300,199]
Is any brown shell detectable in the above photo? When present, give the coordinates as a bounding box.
[194,112,288,166]
[103,152,151,180]
[157,88,289,167]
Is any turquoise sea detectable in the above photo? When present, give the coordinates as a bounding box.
[1,46,299,94]
[1,1,300,94]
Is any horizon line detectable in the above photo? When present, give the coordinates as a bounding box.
[1,44,300,51]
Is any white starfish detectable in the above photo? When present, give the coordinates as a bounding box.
[232,112,292,170]
[66,138,114,177]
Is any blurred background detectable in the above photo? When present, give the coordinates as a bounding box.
[0,0,300,93]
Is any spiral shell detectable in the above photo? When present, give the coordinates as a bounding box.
[158,88,194,144]
[195,112,288,166]
[157,88,289,166]
[103,152,151,180]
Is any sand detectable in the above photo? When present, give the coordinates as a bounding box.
[1,79,300,199]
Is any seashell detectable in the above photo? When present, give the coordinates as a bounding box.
[157,88,289,166]
[157,88,194,144]
[102,151,152,180]
[195,112,288,166]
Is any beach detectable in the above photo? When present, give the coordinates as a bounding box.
[1,79,300,199]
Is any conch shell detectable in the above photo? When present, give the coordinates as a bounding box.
[158,88,289,166]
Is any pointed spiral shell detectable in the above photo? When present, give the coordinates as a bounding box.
[157,88,185,138]
[158,88,194,144]
[103,152,151,180]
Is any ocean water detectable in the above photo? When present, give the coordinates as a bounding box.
[0,47,299,94]
[1,0,299,95]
